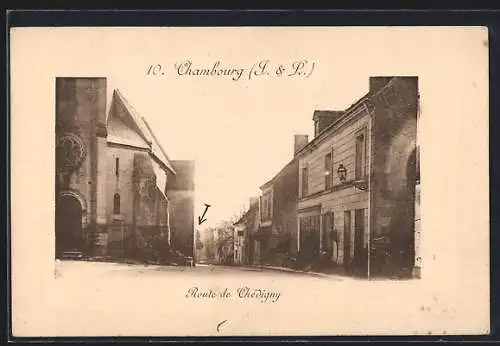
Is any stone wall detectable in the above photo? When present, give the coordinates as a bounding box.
[167,160,195,257]
[167,189,195,257]
[369,77,419,277]
[55,77,107,257]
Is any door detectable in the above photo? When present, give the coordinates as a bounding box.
[254,240,260,264]
[343,211,351,267]
[354,209,367,276]
[322,212,334,255]
[55,194,83,258]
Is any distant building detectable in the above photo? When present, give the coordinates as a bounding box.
[233,197,260,265]
[54,77,193,261]
[233,223,246,265]
[295,77,420,278]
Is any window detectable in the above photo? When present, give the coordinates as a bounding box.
[261,194,272,220]
[301,166,308,198]
[267,195,272,219]
[355,131,367,180]
[314,120,320,137]
[263,199,268,219]
[113,193,121,214]
[115,157,119,177]
[325,151,333,190]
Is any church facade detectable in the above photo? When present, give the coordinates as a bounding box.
[55,77,194,261]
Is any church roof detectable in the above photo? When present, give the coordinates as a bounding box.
[109,89,176,175]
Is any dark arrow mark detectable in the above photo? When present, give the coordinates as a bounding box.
[216,319,227,332]
[198,203,211,225]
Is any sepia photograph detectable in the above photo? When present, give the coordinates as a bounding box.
[10,26,489,337]
[55,79,195,267]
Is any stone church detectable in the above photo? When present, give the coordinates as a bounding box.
[55,77,194,261]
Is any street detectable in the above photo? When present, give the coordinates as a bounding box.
[15,260,435,337]
[54,259,344,281]
[37,260,347,336]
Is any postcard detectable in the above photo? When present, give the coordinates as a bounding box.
[10,26,489,337]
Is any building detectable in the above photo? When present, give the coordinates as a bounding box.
[257,145,301,267]
[54,77,194,261]
[414,148,421,278]
[233,197,260,265]
[295,76,419,278]
[233,223,246,265]
[166,160,195,259]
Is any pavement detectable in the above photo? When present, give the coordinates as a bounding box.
[53,259,347,282]
[16,260,423,337]
[231,263,346,279]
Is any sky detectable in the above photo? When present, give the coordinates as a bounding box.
[93,28,381,230]
[104,76,367,230]
[12,27,482,231]
[35,26,441,230]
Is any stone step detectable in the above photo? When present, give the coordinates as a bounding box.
[61,250,83,260]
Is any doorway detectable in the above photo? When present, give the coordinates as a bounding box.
[55,194,83,258]
[343,211,351,268]
[354,209,367,276]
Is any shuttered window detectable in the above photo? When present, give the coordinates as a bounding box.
[355,132,367,180]
[301,166,308,197]
[325,152,333,190]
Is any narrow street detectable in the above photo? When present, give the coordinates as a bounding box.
[40,260,348,336]
[17,260,425,337]
[54,259,344,281]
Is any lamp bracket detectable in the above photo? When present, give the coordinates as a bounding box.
[354,179,368,191]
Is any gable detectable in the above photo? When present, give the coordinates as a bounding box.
[107,115,150,149]
[108,90,151,144]
[107,89,176,175]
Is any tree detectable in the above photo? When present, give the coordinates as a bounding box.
[204,228,216,261]
[195,229,204,250]
[214,220,235,264]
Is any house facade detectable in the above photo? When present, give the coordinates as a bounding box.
[295,76,419,278]
[55,77,193,261]
[256,151,300,267]
[233,197,260,265]
[233,223,246,265]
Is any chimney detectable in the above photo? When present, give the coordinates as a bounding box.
[249,196,259,207]
[369,77,393,92]
[312,110,344,138]
[294,134,309,155]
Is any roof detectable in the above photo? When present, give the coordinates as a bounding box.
[312,110,344,121]
[234,200,259,225]
[296,77,396,156]
[110,89,176,175]
[260,157,297,190]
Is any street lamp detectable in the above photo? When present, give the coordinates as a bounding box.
[337,164,347,183]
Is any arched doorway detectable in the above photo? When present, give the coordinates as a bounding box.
[55,194,83,258]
